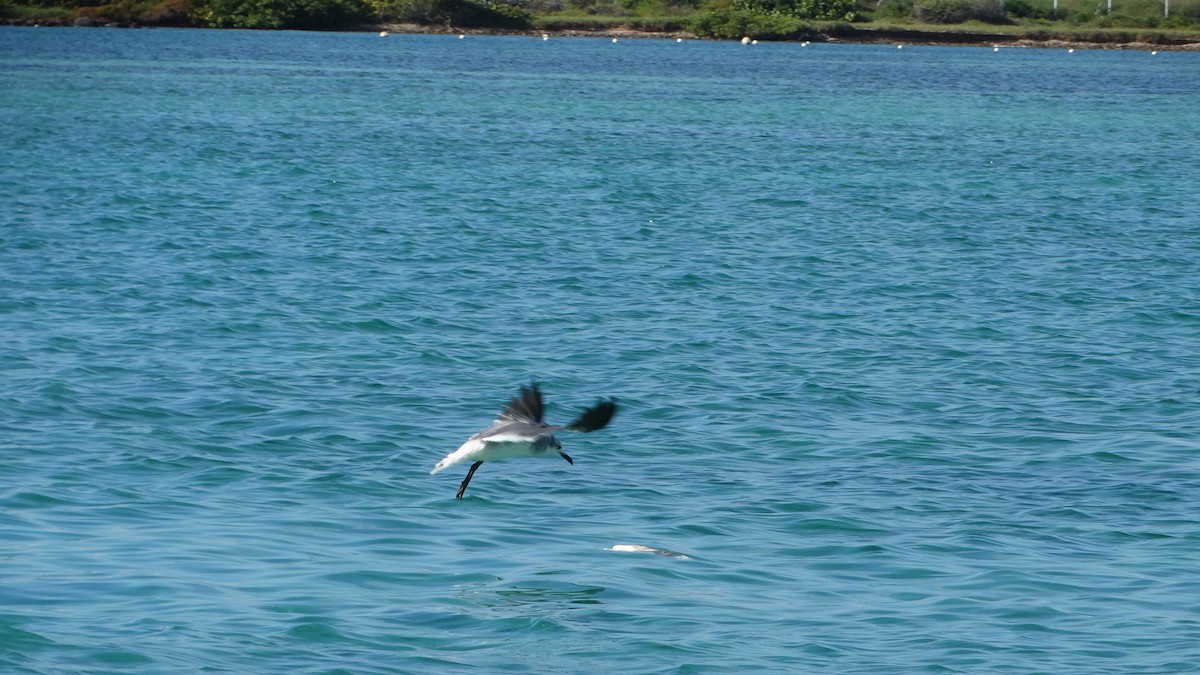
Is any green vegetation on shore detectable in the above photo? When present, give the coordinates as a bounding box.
[3,0,1199,46]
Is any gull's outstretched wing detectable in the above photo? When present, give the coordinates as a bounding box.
[565,399,617,433]
[495,383,545,424]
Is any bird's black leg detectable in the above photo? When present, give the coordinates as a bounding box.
[456,461,484,500]
[559,452,573,465]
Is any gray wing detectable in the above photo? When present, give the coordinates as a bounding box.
[483,384,615,437]
[494,383,545,424]
[473,420,554,443]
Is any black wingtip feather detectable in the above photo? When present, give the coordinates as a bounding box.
[501,382,545,423]
[566,399,617,433]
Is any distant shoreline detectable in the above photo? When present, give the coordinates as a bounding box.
[374,23,1200,51]
[5,20,1199,50]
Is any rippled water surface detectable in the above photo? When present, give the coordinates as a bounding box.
[3,26,1200,673]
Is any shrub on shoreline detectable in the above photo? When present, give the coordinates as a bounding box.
[366,0,530,26]
[196,0,365,28]
[911,0,1006,24]
[686,7,813,37]
[733,0,859,21]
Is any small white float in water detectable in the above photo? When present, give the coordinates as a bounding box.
[609,544,690,559]
[741,36,751,45]
[379,30,388,37]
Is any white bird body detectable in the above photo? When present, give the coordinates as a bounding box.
[431,384,616,499]
[431,425,562,474]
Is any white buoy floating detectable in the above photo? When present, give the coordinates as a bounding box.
[612,38,618,43]
[542,33,549,40]
[993,45,1000,52]
[379,30,388,37]
[1068,47,1075,53]
[897,43,903,49]
[459,33,465,39]
[676,37,682,43]
[1151,50,1158,55]
[741,36,751,45]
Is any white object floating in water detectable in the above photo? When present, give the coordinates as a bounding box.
[676,38,683,43]
[379,30,388,38]
[459,34,466,39]
[609,544,690,560]
[1151,50,1158,55]
[612,38,618,43]
[542,33,549,41]
[1068,48,1075,53]
[752,39,758,45]
[897,44,903,49]
[741,36,751,45]
[993,45,1000,52]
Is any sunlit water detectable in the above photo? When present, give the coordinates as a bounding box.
[3,26,1200,673]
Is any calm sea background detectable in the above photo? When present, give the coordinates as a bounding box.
[3,26,1200,673]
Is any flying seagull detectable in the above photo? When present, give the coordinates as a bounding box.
[431,383,617,500]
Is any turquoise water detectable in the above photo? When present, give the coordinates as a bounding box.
[3,26,1200,673]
